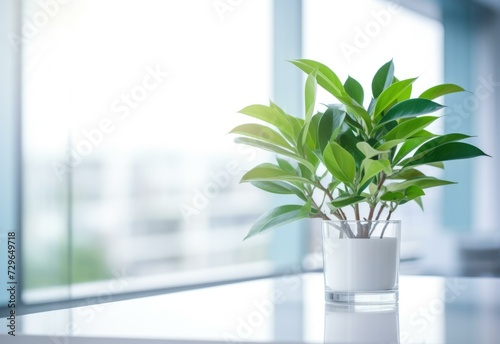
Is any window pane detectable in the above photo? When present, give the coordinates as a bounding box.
[22,0,273,301]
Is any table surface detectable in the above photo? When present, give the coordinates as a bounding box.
[1,273,500,343]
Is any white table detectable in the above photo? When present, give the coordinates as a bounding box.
[1,273,500,343]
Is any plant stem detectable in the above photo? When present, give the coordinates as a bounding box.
[315,179,347,221]
[307,190,324,217]
[314,178,352,234]
[375,202,387,221]
[370,172,387,218]
[306,187,342,221]
[341,222,355,238]
[368,222,380,237]
[354,204,364,237]
[379,209,393,238]
[315,180,334,202]
[319,191,328,210]
[331,222,355,238]
[316,213,330,220]
[367,172,387,222]
[362,223,370,238]
[377,172,386,190]
[338,208,347,220]
[367,205,375,221]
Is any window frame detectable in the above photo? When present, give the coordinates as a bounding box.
[0,0,23,317]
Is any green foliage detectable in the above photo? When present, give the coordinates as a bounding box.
[344,76,364,105]
[243,203,313,240]
[232,59,489,239]
[372,60,395,98]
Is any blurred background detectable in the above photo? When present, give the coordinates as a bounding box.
[0,0,499,309]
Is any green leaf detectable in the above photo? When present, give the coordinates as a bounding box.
[276,157,296,174]
[297,124,314,155]
[367,98,376,114]
[377,99,444,125]
[419,83,466,100]
[229,124,293,150]
[414,133,472,156]
[297,147,317,181]
[388,168,425,180]
[356,142,389,158]
[302,70,318,146]
[376,139,406,151]
[290,59,344,97]
[427,161,444,169]
[405,142,489,167]
[318,105,346,153]
[239,104,294,136]
[360,158,392,186]
[234,137,316,173]
[337,96,372,131]
[305,70,318,121]
[404,185,425,200]
[386,177,456,192]
[244,204,310,240]
[376,119,397,137]
[286,116,305,139]
[251,181,307,201]
[251,181,295,194]
[331,195,366,208]
[290,60,371,130]
[414,196,424,210]
[395,78,412,102]
[393,136,433,165]
[270,100,303,141]
[323,142,356,185]
[343,112,364,132]
[378,158,392,174]
[383,116,438,142]
[308,112,322,149]
[241,164,314,185]
[380,191,405,202]
[412,130,437,138]
[328,180,341,192]
[337,131,365,168]
[304,144,321,170]
[372,60,395,98]
[373,78,417,118]
[344,76,364,106]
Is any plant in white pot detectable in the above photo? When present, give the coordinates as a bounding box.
[230,59,488,304]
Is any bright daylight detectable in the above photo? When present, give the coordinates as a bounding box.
[1,0,499,343]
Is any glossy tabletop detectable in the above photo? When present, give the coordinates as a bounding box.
[1,273,500,343]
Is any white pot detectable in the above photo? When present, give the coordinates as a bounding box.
[325,237,399,291]
[322,221,401,304]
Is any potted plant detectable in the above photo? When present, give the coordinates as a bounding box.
[230,59,488,304]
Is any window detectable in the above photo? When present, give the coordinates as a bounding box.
[21,0,274,303]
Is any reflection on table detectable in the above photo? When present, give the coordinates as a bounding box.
[324,304,399,343]
[2,273,500,343]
